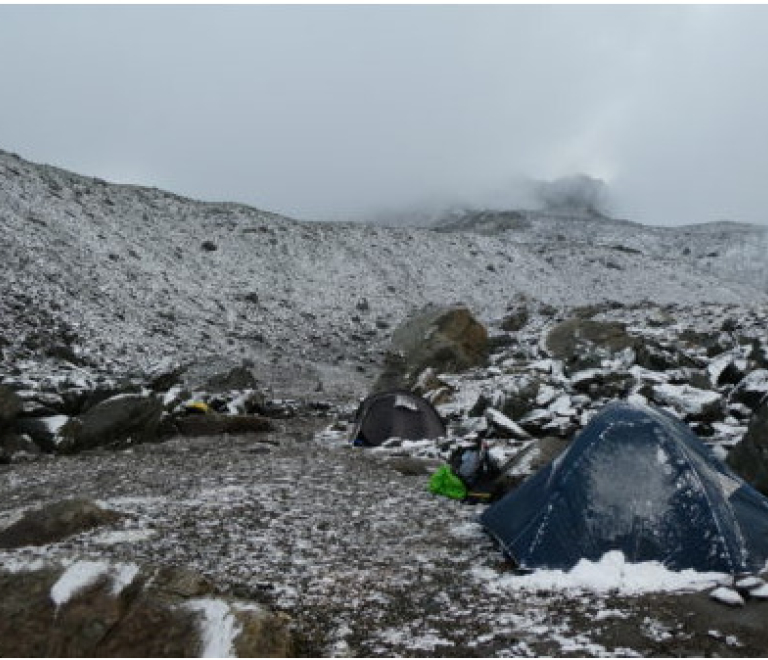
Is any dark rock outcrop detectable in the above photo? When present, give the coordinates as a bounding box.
[0,431,41,463]
[57,393,163,452]
[727,400,768,495]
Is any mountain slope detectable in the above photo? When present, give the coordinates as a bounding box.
[429,208,768,292]
[1,148,765,398]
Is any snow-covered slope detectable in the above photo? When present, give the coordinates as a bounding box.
[430,208,768,292]
[1,148,765,398]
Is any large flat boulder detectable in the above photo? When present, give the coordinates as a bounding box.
[375,305,488,390]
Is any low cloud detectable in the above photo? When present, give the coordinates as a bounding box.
[0,5,766,226]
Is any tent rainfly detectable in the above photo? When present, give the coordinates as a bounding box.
[350,390,445,447]
[481,401,768,574]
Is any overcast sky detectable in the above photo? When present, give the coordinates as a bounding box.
[1,4,767,226]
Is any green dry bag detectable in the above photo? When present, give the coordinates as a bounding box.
[429,464,467,500]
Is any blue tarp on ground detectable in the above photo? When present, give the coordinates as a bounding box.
[480,401,768,573]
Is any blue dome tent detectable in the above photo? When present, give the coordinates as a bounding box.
[480,402,768,574]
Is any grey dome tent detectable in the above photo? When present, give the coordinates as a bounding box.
[350,390,446,447]
[481,401,768,574]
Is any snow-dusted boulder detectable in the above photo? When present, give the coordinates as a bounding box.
[634,340,700,372]
[651,383,723,422]
[729,369,768,411]
[57,393,163,452]
[545,318,638,371]
[499,376,541,421]
[374,305,489,390]
[707,353,749,388]
[0,561,292,657]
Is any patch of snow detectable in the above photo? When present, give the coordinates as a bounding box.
[186,598,240,658]
[474,550,726,596]
[734,575,763,590]
[450,521,485,540]
[642,617,673,642]
[549,394,576,416]
[593,608,630,621]
[110,562,140,595]
[50,560,111,608]
[535,384,558,406]
[749,583,768,599]
[0,555,47,573]
[709,586,745,606]
[90,529,156,545]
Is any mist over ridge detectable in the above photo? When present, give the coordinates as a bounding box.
[1,5,768,227]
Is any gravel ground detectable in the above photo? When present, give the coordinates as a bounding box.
[2,418,768,657]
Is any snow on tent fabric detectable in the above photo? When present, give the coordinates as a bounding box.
[480,401,768,574]
[350,390,445,447]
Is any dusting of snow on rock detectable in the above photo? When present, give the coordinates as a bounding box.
[652,384,721,417]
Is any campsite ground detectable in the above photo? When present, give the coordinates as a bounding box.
[2,416,768,657]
